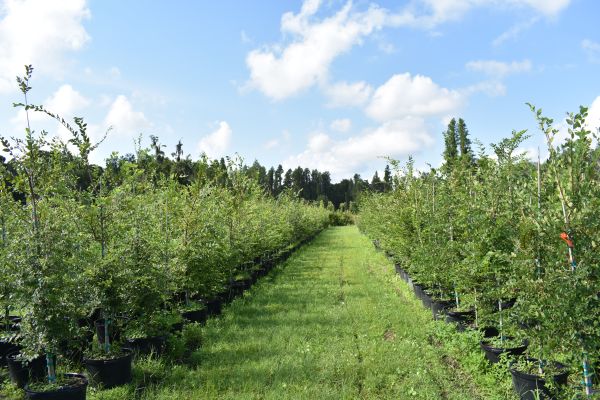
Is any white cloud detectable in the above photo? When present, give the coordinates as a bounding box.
[11,84,91,139]
[366,73,463,122]
[265,138,280,150]
[0,0,91,93]
[330,118,352,133]
[493,17,539,46]
[582,39,600,64]
[415,0,570,28]
[264,129,292,150]
[104,95,151,137]
[197,121,232,158]
[466,59,532,78]
[245,1,387,100]
[463,80,507,97]
[586,96,600,132]
[285,117,433,179]
[324,81,373,108]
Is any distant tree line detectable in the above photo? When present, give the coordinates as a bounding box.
[1,117,472,210]
[0,136,394,211]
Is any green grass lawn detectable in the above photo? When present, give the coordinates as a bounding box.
[3,226,510,399]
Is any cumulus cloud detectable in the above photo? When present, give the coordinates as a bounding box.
[330,118,352,133]
[324,81,373,108]
[0,0,91,93]
[197,121,232,158]
[285,117,433,179]
[245,1,388,100]
[586,96,600,132]
[366,73,464,122]
[245,0,572,102]
[104,95,151,137]
[466,59,532,78]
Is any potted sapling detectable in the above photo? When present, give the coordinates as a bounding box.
[2,66,88,398]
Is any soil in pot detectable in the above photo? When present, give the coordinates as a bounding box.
[83,349,132,388]
[480,337,528,363]
[125,335,166,356]
[7,352,47,389]
[25,373,88,400]
[510,358,568,400]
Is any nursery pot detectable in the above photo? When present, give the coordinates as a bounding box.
[431,300,453,320]
[205,298,223,316]
[125,335,166,356]
[83,349,132,388]
[480,326,500,338]
[510,358,568,400]
[445,309,475,331]
[7,352,47,389]
[480,338,528,364]
[420,290,433,309]
[182,308,207,324]
[0,338,22,366]
[24,373,88,400]
[495,298,517,311]
[412,283,424,300]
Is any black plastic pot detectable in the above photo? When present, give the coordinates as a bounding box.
[420,291,433,309]
[480,338,528,364]
[182,308,207,324]
[494,298,517,311]
[24,373,88,400]
[445,309,475,331]
[0,338,22,366]
[7,353,47,389]
[84,350,133,388]
[412,283,424,300]
[431,300,453,320]
[205,298,222,316]
[510,359,568,400]
[125,335,166,356]
[480,326,500,338]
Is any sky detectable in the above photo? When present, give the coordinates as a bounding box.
[0,0,599,181]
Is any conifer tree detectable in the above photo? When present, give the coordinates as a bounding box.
[457,118,474,166]
[443,118,458,171]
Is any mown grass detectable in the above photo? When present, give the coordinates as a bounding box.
[2,226,513,399]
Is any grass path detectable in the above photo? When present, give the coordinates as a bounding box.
[118,225,484,400]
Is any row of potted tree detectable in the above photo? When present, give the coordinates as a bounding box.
[358,106,600,399]
[0,66,330,398]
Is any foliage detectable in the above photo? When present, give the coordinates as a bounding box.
[358,104,600,394]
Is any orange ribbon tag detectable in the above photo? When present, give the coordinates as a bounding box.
[560,232,574,248]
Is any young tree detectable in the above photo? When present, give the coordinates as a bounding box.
[457,118,474,166]
[443,118,458,171]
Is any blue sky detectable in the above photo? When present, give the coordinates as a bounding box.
[0,0,598,181]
